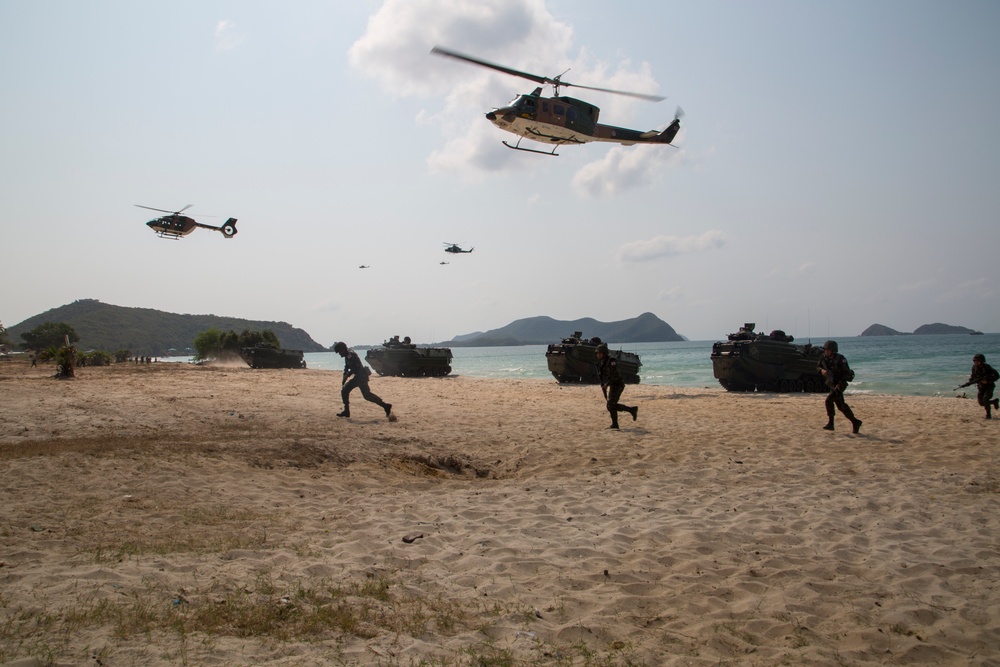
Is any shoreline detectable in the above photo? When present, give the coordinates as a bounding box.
[2,362,999,665]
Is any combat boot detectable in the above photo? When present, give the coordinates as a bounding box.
[851,419,863,434]
[336,407,350,418]
[823,421,834,431]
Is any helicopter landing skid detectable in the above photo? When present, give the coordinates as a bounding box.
[503,137,560,156]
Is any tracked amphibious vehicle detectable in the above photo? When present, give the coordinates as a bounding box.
[240,346,306,369]
[711,323,825,392]
[545,332,641,384]
[364,336,453,377]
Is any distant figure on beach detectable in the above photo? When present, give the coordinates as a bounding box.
[958,353,999,419]
[333,341,394,420]
[596,343,638,430]
[818,340,862,433]
[30,355,36,367]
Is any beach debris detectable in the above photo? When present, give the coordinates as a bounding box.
[402,532,424,543]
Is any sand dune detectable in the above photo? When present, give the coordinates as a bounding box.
[1,361,999,665]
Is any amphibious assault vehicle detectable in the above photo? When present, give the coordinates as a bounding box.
[545,332,641,384]
[240,346,306,369]
[710,323,825,392]
[365,336,452,377]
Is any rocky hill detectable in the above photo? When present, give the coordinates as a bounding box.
[861,322,977,336]
[7,299,327,356]
[441,312,684,347]
[860,324,906,336]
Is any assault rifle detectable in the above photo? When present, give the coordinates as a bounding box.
[954,380,974,391]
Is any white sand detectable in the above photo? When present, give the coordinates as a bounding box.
[1,361,999,665]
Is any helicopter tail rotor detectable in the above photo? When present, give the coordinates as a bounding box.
[220,218,238,238]
[654,108,683,145]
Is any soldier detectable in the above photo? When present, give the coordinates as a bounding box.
[958,353,1000,419]
[333,341,394,420]
[817,340,862,433]
[596,343,638,429]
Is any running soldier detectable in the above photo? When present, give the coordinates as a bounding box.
[818,340,862,433]
[596,344,638,430]
[333,341,394,420]
[958,353,1000,419]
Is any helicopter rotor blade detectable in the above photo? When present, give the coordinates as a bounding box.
[134,204,193,215]
[561,81,665,102]
[431,46,549,85]
[432,45,665,102]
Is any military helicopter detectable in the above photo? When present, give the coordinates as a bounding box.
[359,265,370,269]
[444,242,473,254]
[431,46,683,156]
[136,205,238,240]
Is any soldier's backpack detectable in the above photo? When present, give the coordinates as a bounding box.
[844,361,856,383]
[987,365,1000,383]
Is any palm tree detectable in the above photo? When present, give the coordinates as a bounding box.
[39,344,77,378]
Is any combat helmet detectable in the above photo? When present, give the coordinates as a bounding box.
[595,343,609,355]
[823,340,838,353]
[333,341,347,355]
[974,353,986,363]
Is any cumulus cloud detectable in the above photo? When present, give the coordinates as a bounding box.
[616,230,729,263]
[349,0,666,181]
[573,144,682,198]
[214,20,245,51]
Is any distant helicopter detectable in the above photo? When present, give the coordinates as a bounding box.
[444,242,473,254]
[359,265,370,269]
[136,205,237,240]
[431,46,682,156]
[439,261,450,265]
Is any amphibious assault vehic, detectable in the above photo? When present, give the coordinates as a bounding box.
[711,323,826,392]
[364,336,453,377]
[240,346,306,369]
[545,332,641,384]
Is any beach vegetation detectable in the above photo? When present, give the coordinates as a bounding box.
[19,321,79,352]
[38,342,76,377]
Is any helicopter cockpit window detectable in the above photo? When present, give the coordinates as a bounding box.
[554,104,565,116]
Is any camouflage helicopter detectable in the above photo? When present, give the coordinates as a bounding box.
[136,205,237,240]
[444,242,473,254]
[431,46,683,156]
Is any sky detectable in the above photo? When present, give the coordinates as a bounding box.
[2,0,999,346]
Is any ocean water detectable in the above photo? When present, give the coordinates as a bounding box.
[290,333,1000,398]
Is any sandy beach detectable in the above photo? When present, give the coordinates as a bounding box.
[1,360,999,666]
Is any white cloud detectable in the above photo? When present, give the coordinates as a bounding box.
[214,20,245,51]
[616,230,729,263]
[572,144,683,198]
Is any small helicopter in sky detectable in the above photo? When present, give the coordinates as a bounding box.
[136,205,238,240]
[444,242,473,254]
[439,261,450,265]
[359,265,370,269]
[431,46,682,156]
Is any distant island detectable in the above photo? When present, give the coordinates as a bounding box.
[6,299,327,356]
[438,312,684,347]
[861,322,981,336]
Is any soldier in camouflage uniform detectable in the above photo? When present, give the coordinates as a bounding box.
[959,353,1000,419]
[817,340,862,433]
[596,344,638,430]
[333,341,393,420]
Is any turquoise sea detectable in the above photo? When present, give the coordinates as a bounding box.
[288,333,1000,398]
